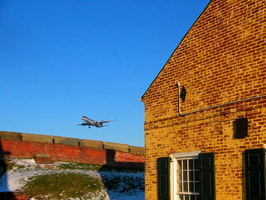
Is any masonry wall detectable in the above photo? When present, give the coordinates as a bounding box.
[0,131,144,168]
[142,0,266,199]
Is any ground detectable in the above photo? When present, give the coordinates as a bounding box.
[0,158,144,200]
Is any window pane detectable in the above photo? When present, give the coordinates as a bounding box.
[184,181,188,192]
[194,159,199,169]
[195,171,199,181]
[189,159,193,169]
[183,171,188,181]
[179,194,183,200]
[184,194,189,200]
[189,171,194,181]
[189,182,195,192]
[183,160,187,170]
[195,182,199,193]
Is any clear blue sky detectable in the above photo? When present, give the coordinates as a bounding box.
[0,0,210,147]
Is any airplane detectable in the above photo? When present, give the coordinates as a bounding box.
[77,116,118,128]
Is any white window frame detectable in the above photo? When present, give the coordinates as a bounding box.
[170,151,201,200]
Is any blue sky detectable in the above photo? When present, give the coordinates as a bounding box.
[0,0,210,147]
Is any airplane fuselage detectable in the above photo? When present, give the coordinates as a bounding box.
[81,116,103,128]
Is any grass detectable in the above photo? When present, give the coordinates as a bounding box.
[23,173,106,200]
[15,160,145,199]
[57,162,103,171]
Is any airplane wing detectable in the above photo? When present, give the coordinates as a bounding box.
[99,119,118,124]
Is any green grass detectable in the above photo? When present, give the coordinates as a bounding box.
[58,162,103,171]
[23,173,106,200]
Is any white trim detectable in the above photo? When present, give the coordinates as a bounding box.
[171,150,201,159]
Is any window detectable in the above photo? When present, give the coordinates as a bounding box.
[171,151,201,200]
[157,152,215,200]
[158,148,266,200]
[176,158,199,200]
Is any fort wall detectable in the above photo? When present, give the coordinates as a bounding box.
[0,131,144,168]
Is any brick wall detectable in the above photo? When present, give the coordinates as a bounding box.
[142,0,266,199]
[0,131,144,168]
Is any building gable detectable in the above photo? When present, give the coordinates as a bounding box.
[142,0,266,124]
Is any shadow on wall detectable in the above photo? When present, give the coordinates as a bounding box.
[105,149,144,168]
[98,149,145,199]
[0,138,16,200]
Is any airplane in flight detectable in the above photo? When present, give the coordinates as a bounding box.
[77,116,118,128]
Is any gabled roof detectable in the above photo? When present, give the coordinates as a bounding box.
[141,0,212,100]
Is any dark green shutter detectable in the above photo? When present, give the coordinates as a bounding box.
[199,152,215,200]
[245,148,266,200]
[157,157,170,200]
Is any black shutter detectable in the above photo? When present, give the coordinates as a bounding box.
[234,118,248,138]
[199,152,215,200]
[245,148,266,200]
[157,157,170,200]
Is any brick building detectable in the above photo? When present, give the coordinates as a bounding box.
[141,0,266,200]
